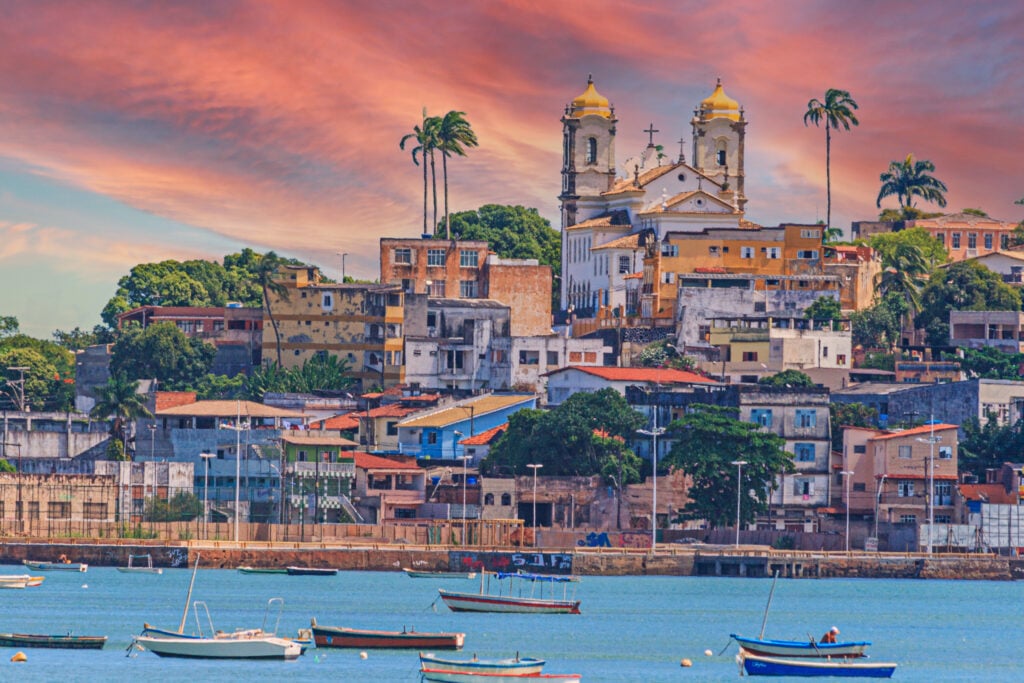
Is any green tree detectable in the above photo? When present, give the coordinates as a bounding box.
[109,322,216,390]
[662,405,794,528]
[804,296,842,327]
[400,109,434,237]
[876,154,948,212]
[916,261,1021,346]
[948,346,1023,380]
[868,227,948,271]
[0,459,15,473]
[870,230,936,336]
[90,373,153,460]
[52,325,115,351]
[803,88,859,233]
[851,292,907,349]
[0,316,18,338]
[0,339,76,411]
[959,416,1024,479]
[436,111,479,239]
[636,340,697,371]
[194,373,246,400]
[253,251,290,367]
[144,491,204,521]
[830,402,879,450]
[758,370,815,388]
[242,354,355,400]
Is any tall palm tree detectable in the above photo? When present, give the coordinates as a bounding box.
[876,154,948,214]
[435,111,479,239]
[254,251,289,367]
[804,89,860,234]
[400,108,436,236]
[874,240,929,347]
[90,373,153,460]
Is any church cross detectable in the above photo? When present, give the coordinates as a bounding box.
[644,123,659,146]
[677,137,686,163]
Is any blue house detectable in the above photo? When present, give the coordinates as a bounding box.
[395,393,537,461]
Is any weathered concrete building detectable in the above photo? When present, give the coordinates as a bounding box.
[948,310,1024,353]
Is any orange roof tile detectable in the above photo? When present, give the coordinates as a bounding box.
[870,424,958,441]
[354,452,421,471]
[553,366,718,384]
[155,392,197,411]
[958,483,1016,504]
[458,423,507,446]
[309,413,360,430]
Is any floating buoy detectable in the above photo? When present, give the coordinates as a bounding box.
[359,651,368,660]
[680,658,692,667]
[81,584,88,589]
[704,649,713,657]
[11,652,26,662]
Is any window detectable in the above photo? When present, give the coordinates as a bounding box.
[547,351,559,366]
[742,351,759,362]
[519,350,540,365]
[800,229,820,239]
[583,352,597,362]
[386,421,398,436]
[48,501,71,519]
[394,248,412,264]
[751,409,772,427]
[618,256,630,274]
[501,493,512,506]
[767,247,780,259]
[795,409,817,428]
[936,233,945,246]
[934,514,952,524]
[837,354,847,366]
[939,446,952,459]
[426,311,437,328]
[822,346,829,358]
[27,502,39,520]
[897,480,914,497]
[1002,234,1010,250]
[83,502,107,519]
[177,320,195,334]
[951,233,961,249]
[484,493,495,505]
[662,272,675,284]
[661,243,678,257]
[427,280,445,297]
[427,432,438,445]
[445,350,465,369]
[586,137,597,164]
[794,443,815,462]
[427,248,446,266]
[985,233,993,250]
[716,149,726,166]
[898,445,912,459]
[708,246,721,257]
[459,280,478,298]
[968,233,977,249]
[460,250,478,268]
[899,514,917,524]
[794,479,814,496]
[796,250,819,259]
[322,293,333,309]
[853,444,866,454]
[740,246,754,259]
[853,482,866,492]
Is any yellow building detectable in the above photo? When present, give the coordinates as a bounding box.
[262,265,404,389]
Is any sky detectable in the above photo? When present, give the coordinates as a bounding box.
[0,0,1021,338]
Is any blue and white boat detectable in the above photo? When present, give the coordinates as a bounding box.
[738,651,897,678]
[419,652,545,675]
[732,633,870,659]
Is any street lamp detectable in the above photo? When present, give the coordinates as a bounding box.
[338,252,349,282]
[841,470,854,553]
[731,460,748,547]
[148,423,157,460]
[874,474,888,540]
[917,423,942,555]
[454,431,467,544]
[199,453,216,541]
[637,408,666,552]
[526,464,542,536]
[220,400,249,543]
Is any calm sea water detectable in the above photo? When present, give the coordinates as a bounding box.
[0,566,1019,682]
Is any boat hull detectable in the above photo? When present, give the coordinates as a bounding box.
[286,567,338,576]
[311,624,464,650]
[134,635,302,660]
[421,669,580,683]
[403,568,477,579]
[116,568,163,574]
[23,560,87,572]
[419,653,545,675]
[0,633,107,649]
[438,590,580,614]
[732,634,870,658]
[238,566,288,574]
[739,652,897,678]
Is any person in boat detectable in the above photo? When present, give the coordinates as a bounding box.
[58,553,70,564]
[820,626,840,644]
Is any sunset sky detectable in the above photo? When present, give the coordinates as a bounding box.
[1,0,1021,338]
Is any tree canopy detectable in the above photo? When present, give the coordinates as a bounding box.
[109,322,216,390]
[916,261,1022,346]
[442,205,561,277]
[662,405,793,528]
[851,292,907,349]
[946,346,1024,380]
[803,296,842,326]
[758,370,815,388]
[877,154,948,211]
[0,335,76,411]
[959,416,1024,479]
[635,340,698,371]
[830,402,879,450]
[867,227,948,270]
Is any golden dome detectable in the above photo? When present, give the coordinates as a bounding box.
[570,75,611,119]
[699,78,740,121]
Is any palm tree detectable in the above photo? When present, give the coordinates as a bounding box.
[254,251,289,367]
[874,240,929,346]
[400,108,434,236]
[435,111,479,239]
[804,89,860,234]
[876,154,948,215]
[90,373,153,460]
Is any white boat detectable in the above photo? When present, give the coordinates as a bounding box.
[0,579,28,589]
[0,574,43,588]
[403,568,477,579]
[23,559,87,572]
[419,652,545,675]
[116,554,163,575]
[439,571,581,614]
[420,670,581,683]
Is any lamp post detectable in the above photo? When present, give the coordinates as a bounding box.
[917,423,941,555]
[841,470,854,553]
[874,474,888,540]
[731,460,748,547]
[219,401,249,543]
[637,407,666,552]
[453,431,467,544]
[526,464,542,536]
[338,252,348,282]
[199,453,215,541]
[148,423,157,459]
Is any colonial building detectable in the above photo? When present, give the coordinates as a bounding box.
[851,213,1019,262]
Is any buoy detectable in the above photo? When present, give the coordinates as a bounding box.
[359,651,368,660]
[704,649,713,657]
[10,652,26,662]
[680,658,692,667]
[82,584,88,589]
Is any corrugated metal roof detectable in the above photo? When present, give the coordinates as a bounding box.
[398,394,535,428]
[281,434,358,447]
[156,400,304,418]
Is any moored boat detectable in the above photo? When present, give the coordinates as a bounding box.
[133,632,302,660]
[23,559,87,572]
[420,669,581,683]
[738,651,897,678]
[731,633,870,659]
[403,567,477,579]
[116,553,163,575]
[438,571,581,615]
[238,566,288,574]
[286,566,338,576]
[419,652,545,675]
[310,619,464,649]
[0,574,43,588]
[0,632,107,649]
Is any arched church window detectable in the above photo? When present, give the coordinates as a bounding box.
[484,493,495,505]
[500,493,511,506]
[586,138,597,164]
[716,148,727,166]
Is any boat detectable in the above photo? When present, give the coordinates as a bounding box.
[420,670,581,683]
[286,566,338,576]
[0,632,107,649]
[0,579,29,589]
[310,619,464,649]
[732,634,870,659]
[238,566,288,574]
[403,567,477,579]
[738,651,897,678]
[23,559,87,572]
[419,652,545,675]
[116,553,163,575]
[0,574,44,588]
[438,571,581,614]
[140,623,313,650]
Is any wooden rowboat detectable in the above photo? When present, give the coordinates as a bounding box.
[0,632,107,649]
[403,568,477,579]
[286,566,338,576]
[420,670,581,683]
[23,559,87,572]
[311,620,464,650]
[419,652,545,675]
[732,633,870,659]
[738,652,897,678]
[238,566,288,574]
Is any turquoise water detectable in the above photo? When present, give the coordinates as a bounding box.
[0,566,1019,681]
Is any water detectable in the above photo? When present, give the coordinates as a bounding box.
[1,566,1019,682]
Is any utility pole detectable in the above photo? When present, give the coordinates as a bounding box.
[4,367,29,412]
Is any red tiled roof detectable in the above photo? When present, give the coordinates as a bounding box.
[870,424,958,441]
[354,452,420,471]
[958,483,1016,504]
[557,366,718,384]
[155,392,197,411]
[458,423,507,446]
